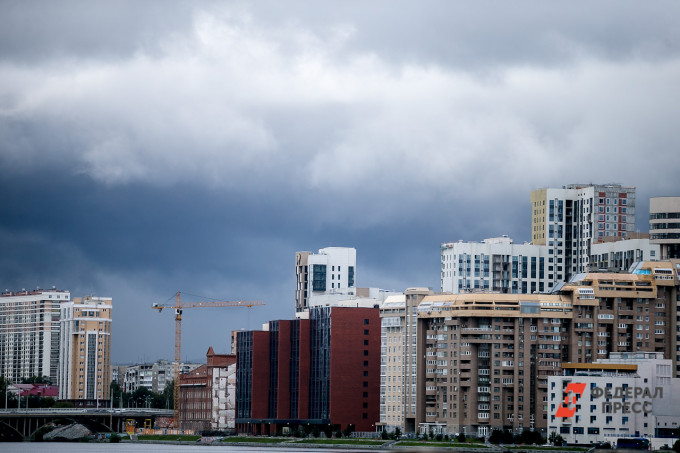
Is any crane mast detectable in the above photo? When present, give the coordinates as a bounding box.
[152,291,264,429]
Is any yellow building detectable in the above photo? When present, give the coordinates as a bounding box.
[58,296,112,405]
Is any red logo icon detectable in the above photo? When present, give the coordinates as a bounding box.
[556,383,586,418]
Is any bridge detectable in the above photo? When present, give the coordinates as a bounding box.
[0,408,174,441]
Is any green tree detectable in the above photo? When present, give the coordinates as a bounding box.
[0,376,17,409]
[21,375,51,385]
[489,429,504,444]
[672,439,680,453]
[549,431,564,446]
[162,380,174,409]
[110,381,123,407]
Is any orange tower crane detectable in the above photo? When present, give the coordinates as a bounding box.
[152,291,264,429]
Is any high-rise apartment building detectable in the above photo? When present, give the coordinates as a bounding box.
[235,305,380,435]
[442,184,641,294]
[441,236,658,295]
[378,288,433,434]
[0,288,69,384]
[531,183,635,282]
[58,296,112,404]
[409,262,677,437]
[650,196,680,260]
[295,247,356,314]
[441,236,552,294]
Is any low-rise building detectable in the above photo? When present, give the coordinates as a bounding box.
[548,352,680,447]
[178,348,236,433]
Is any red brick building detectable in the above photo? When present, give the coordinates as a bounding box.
[179,364,209,431]
[235,306,380,435]
[179,347,237,432]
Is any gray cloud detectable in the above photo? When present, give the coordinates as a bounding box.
[1,1,679,361]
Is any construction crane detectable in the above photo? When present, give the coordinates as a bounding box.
[152,291,264,429]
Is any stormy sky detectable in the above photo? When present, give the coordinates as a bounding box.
[1,1,679,364]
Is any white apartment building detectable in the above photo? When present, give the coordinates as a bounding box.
[123,360,202,393]
[441,236,553,294]
[378,288,433,434]
[650,196,680,260]
[0,288,70,384]
[58,296,112,403]
[590,238,660,272]
[548,352,680,447]
[442,236,659,295]
[531,183,635,282]
[295,247,356,314]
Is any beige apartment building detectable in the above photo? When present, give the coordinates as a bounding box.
[410,261,678,437]
[58,296,112,405]
[378,288,433,434]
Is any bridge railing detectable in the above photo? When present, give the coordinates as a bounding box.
[0,408,173,415]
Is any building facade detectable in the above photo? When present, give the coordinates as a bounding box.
[122,360,202,394]
[589,237,659,272]
[179,364,210,432]
[378,288,433,434]
[0,288,69,384]
[548,352,680,446]
[441,236,659,296]
[295,247,356,314]
[235,306,380,434]
[441,237,553,294]
[408,262,678,437]
[58,296,112,404]
[650,196,680,260]
[531,184,636,282]
[206,347,237,432]
[177,348,236,433]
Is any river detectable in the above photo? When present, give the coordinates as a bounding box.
[0,443,382,453]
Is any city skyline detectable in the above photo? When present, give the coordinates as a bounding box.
[1,1,680,363]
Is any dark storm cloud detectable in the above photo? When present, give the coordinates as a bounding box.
[1,1,679,361]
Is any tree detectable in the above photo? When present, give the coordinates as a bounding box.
[21,375,51,385]
[549,431,564,446]
[0,376,17,409]
[457,432,466,443]
[672,439,680,453]
[394,427,402,440]
[489,429,504,444]
[162,380,174,409]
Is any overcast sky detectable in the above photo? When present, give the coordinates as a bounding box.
[1,1,679,364]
